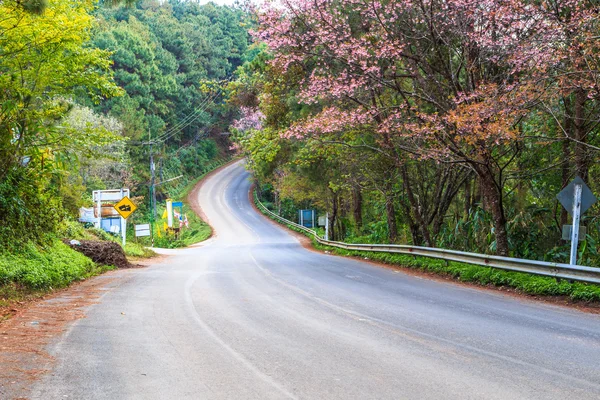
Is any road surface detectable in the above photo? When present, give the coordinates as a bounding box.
[31,161,600,399]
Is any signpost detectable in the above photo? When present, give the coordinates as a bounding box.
[135,224,151,238]
[93,189,129,242]
[93,189,134,247]
[557,177,597,266]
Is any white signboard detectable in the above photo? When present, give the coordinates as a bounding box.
[135,224,151,237]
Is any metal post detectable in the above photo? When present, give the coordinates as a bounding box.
[570,183,583,265]
[150,161,156,218]
[96,191,102,230]
[149,129,156,246]
[300,210,303,227]
[312,210,315,229]
[120,188,126,247]
[325,212,329,241]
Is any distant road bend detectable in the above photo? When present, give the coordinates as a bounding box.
[32,160,600,399]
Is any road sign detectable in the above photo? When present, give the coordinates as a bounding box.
[557,177,597,266]
[135,224,151,237]
[557,176,597,215]
[172,201,183,208]
[114,196,137,219]
[299,209,315,228]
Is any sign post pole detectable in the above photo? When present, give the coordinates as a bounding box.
[570,183,583,266]
[120,188,126,247]
[557,176,597,266]
[96,191,102,229]
[325,212,329,241]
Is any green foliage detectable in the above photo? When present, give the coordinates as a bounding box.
[123,242,157,258]
[0,169,63,250]
[0,240,112,290]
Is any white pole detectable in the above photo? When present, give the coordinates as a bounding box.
[167,199,173,228]
[120,188,126,247]
[312,210,315,229]
[569,184,583,265]
[96,191,102,230]
[325,212,329,241]
[300,210,303,227]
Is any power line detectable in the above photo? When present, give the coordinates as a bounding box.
[144,77,233,146]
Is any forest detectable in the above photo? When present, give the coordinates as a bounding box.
[232,0,600,265]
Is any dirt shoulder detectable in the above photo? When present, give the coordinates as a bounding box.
[0,268,141,399]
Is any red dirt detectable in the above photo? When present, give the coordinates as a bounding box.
[0,269,137,399]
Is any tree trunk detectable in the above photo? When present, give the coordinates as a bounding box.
[400,165,433,246]
[561,96,573,227]
[478,169,509,256]
[352,185,363,230]
[574,88,589,182]
[329,191,338,241]
[385,195,398,242]
[464,176,472,219]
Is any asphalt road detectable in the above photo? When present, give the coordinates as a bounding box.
[31,161,600,399]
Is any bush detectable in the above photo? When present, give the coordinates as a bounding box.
[0,168,63,251]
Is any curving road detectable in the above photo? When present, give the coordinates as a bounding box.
[31,160,600,399]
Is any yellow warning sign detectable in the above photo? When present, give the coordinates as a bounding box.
[113,196,137,219]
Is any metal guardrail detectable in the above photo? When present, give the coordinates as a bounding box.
[255,194,600,285]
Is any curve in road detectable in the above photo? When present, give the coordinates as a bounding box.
[31,160,600,399]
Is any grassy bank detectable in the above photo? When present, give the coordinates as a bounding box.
[0,240,114,319]
[254,191,600,303]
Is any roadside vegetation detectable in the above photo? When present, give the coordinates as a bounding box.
[232,0,600,267]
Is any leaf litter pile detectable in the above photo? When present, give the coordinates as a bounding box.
[65,240,132,268]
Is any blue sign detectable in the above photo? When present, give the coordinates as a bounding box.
[172,201,183,208]
[299,209,315,228]
[100,217,121,233]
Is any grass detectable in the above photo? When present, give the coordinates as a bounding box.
[0,240,113,291]
[151,209,212,248]
[0,239,115,318]
[124,241,158,258]
[254,191,600,303]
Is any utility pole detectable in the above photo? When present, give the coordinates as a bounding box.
[150,132,157,218]
[149,130,156,246]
